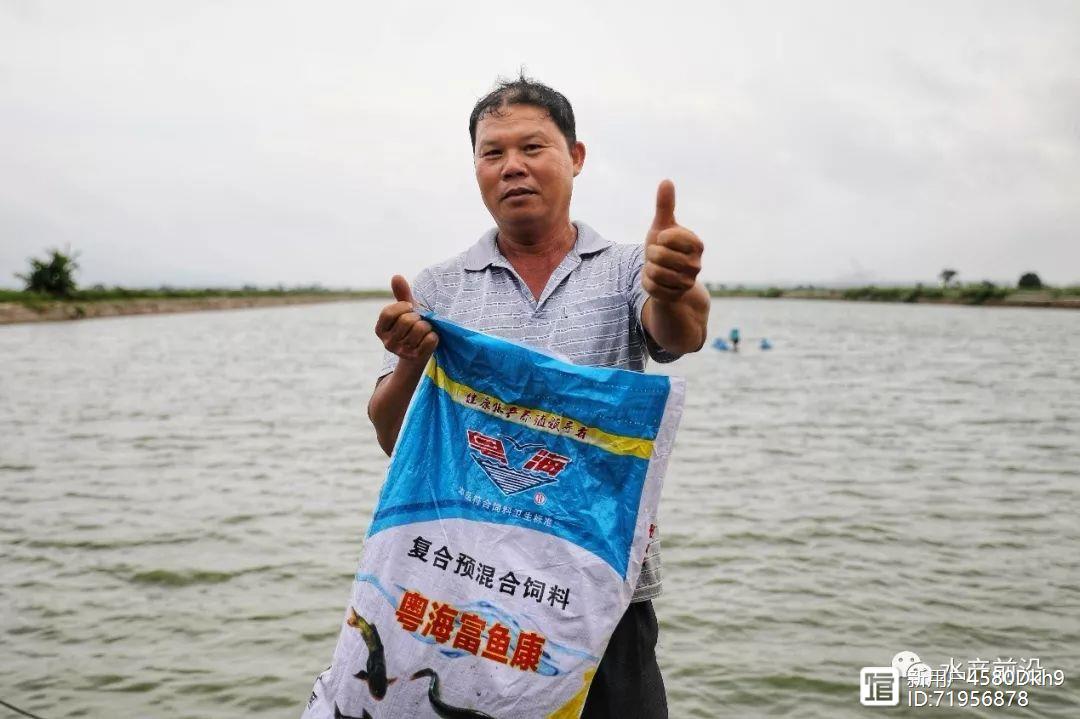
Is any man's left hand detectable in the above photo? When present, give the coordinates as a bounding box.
[643,179,703,303]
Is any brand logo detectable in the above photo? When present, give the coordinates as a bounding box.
[467,429,571,496]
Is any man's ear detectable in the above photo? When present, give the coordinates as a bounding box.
[571,141,586,177]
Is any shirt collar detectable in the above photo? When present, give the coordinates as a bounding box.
[463,221,613,271]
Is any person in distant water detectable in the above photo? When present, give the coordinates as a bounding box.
[729,326,740,351]
[369,74,710,718]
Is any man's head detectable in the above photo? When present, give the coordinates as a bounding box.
[469,74,576,151]
[470,75,585,238]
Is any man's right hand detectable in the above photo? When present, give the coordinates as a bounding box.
[375,275,438,363]
[369,275,438,456]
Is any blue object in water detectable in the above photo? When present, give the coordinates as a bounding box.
[760,338,772,350]
[712,338,730,351]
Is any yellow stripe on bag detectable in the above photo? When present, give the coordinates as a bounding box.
[425,361,654,460]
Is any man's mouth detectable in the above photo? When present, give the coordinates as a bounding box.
[502,187,537,200]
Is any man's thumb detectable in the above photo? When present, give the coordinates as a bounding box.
[652,179,677,229]
[390,274,414,305]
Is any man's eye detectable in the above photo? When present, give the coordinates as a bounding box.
[524,145,542,152]
[483,150,501,158]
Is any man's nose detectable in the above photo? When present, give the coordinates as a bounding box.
[501,150,527,179]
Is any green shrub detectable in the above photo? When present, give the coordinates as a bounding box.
[16,249,79,298]
[843,286,908,302]
[958,281,1009,304]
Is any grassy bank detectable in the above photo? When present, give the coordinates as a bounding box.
[0,287,391,325]
[4,282,1078,326]
[706,283,1080,308]
[0,286,389,305]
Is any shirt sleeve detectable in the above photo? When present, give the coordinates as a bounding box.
[627,244,683,364]
[376,270,437,381]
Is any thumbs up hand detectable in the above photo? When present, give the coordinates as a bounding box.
[643,180,704,303]
[375,275,438,362]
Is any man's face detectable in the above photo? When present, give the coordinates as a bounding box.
[473,104,585,237]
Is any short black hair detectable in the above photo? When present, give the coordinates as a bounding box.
[468,72,577,150]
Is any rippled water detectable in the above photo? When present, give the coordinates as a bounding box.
[2,299,1078,718]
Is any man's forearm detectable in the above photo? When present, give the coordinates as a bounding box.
[368,357,429,456]
[642,284,711,355]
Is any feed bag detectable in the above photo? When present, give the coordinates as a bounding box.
[303,315,685,719]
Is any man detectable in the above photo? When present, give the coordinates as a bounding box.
[368,76,709,718]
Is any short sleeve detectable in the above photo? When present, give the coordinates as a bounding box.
[376,270,437,380]
[627,244,683,365]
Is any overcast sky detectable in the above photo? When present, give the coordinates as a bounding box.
[1,0,1078,289]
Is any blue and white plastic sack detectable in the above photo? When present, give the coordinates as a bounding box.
[304,315,684,718]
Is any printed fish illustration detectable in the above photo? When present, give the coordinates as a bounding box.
[347,607,395,699]
[334,704,372,719]
[411,668,497,719]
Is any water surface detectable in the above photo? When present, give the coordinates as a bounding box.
[1,299,1077,717]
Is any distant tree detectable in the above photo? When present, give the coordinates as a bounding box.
[1018,272,1042,289]
[16,248,79,297]
[939,268,958,287]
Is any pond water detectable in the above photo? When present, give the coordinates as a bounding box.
[2,298,1077,717]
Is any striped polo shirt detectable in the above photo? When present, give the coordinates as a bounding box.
[379,221,680,602]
